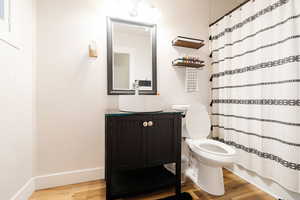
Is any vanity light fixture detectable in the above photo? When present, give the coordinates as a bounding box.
[105,0,160,22]
[129,0,160,21]
[129,0,139,17]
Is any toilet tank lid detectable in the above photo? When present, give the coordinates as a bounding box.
[186,104,210,139]
[172,105,190,111]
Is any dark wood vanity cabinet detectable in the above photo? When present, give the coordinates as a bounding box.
[109,115,146,169]
[105,112,182,200]
[146,115,178,166]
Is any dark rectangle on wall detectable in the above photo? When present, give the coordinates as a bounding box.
[138,80,152,87]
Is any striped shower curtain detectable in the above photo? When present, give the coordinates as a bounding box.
[210,0,300,193]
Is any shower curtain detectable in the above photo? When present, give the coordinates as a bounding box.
[210,0,300,193]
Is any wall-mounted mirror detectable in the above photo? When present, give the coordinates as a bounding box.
[107,17,157,95]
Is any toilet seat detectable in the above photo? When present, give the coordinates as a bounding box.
[186,139,235,157]
[185,138,236,169]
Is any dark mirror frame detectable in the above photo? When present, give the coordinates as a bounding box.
[107,17,157,95]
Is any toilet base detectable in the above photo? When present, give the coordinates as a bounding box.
[186,162,225,196]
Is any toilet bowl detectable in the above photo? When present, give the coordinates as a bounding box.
[172,105,236,196]
[185,138,235,195]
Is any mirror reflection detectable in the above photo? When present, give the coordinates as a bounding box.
[111,20,154,91]
[0,0,5,19]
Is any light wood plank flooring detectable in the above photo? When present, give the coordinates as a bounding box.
[30,169,275,200]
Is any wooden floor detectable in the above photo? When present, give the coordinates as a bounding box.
[30,169,275,200]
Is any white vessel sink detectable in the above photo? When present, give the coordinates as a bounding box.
[119,95,163,113]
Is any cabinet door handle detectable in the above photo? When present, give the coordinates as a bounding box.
[143,121,148,127]
[148,121,154,127]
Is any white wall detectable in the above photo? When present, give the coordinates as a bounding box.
[0,0,35,199]
[36,0,210,187]
[210,0,248,23]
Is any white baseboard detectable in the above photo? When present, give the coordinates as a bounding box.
[9,167,105,200]
[10,178,35,200]
[35,167,105,190]
[225,167,280,199]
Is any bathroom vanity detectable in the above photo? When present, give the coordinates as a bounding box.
[105,110,182,200]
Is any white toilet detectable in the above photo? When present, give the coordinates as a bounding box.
[172,104,236,196]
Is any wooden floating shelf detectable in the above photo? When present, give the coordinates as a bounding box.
[172,36,205,49]
[172,62,205,68]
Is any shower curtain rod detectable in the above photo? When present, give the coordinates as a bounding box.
[209,0,251,27]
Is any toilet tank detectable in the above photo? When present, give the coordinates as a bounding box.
[172,105,190,138]
[172,104,211,139]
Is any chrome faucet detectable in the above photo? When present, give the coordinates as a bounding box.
[133,80,139,95]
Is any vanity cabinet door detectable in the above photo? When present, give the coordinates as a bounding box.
[110,116,149,170]
[145,114,180,166]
